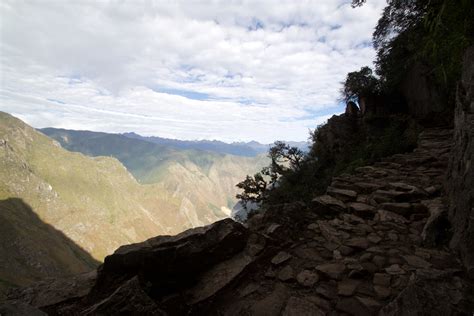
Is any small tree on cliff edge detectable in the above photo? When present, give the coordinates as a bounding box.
[341,66,379,103]
[236,141,305,207]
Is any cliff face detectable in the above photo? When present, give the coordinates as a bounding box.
[399,62,447,122]
[447,46,474,278]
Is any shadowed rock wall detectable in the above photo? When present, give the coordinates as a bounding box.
[447,46,474,278]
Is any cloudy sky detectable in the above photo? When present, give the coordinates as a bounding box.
[0,0,385,143]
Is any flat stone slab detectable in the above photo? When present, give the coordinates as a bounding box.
[187,253,252,304]
[312,195,347,210]
[296,270,319,287]
[271,251,292,265]
[315,263,346,280]
[327,187,358,202]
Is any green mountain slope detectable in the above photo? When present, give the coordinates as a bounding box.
[41,128,268,219]
[0,112,238,292]
[0,198,98,295]
[0,112,267,293]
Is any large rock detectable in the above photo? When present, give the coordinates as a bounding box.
[421,199,450,246]
[0,302,46,316]
[447,46,474,278]
[347,202,376,219]
[250,283,290,315]
[312,195,346,215]
[399,62,446,120]
[93,219,248,298]
[379,270,474,315]
[82,277,165,316]
[315,263,346,280]
[186,253,252,304]
[327,187,357,202]
[5,271,97,309]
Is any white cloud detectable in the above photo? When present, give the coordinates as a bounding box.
[0,0,385,143]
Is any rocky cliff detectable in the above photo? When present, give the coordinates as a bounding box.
[447,46,474,278]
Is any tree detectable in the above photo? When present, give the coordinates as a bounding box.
[236,172,267,205]
[368,0,473,92]
[351,0,366,8]
[236,141,306,207]
[341,66,379,102]
[268,141,304,175]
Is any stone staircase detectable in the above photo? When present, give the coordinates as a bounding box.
[267,128,472,315]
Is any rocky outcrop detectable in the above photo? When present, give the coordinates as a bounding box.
[379,270,472,316]
[400,62,446,121]
[447,46,474,278]
[4,127,474,315]
[89,218,249,311]
[345,101,360,117]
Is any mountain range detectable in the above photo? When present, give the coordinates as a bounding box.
[40,127,269,215]
[0,112,269,293]
[121,132,310,157]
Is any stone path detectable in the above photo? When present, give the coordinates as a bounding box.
[207,128,473,315]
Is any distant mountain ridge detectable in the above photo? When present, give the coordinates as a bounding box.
[41,127,268,223]
[121,132,310,157]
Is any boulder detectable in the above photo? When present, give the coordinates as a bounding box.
[337,279,360,296]
[93,219,248,298]
[401,255,431,269]
[385,264,406,275]
[315,263,346,280]
[374,285,391,299]
[278,265,295,282]
[82,277,165,316]
[0,302,47,316]
[327,187,358,202]
[345,237,369,250]
[271,251,292,265]
[420,199,450,247]
[312,195,346,215]
[347,202,376,219]
[379,270,474,315]
[367,233,382,244]
[373,273,391,287]
[186,253,253,304]
[5,271,97,309]
[296,270,319,287]
[250,283,289,315]
[380,203,412,216]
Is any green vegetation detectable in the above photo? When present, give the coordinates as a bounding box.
[352,0,474,103]
[341,66,379,103]
[0,197,98,295]
[236,141,305,205]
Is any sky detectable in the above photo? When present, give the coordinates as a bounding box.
[0,0,385,143]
